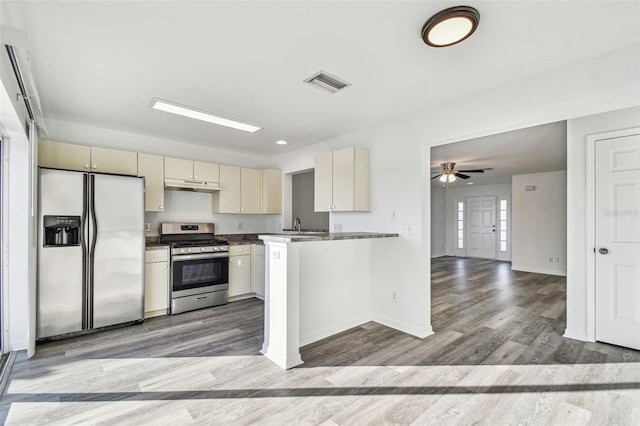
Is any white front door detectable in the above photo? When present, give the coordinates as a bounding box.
[595,133,640,350]
[466,196,496,259]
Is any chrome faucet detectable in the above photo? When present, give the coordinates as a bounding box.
[294,217,302,233]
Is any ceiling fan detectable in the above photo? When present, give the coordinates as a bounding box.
[431,162,491,185]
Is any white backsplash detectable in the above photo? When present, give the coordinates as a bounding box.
[144,190,282,235]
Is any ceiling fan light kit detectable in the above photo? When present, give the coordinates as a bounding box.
[422,5,480,47]
[432,162,490,188]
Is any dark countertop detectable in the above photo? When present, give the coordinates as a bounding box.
[258,232,399,243]
[216,233,264,246]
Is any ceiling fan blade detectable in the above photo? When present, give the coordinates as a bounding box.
[457,169,485,173]
[431,174,442,180]
[455,172,471,179]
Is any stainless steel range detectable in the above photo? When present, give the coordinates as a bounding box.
[160,223,229,314]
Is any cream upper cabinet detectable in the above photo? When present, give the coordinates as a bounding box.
[91,146,138,175]
[314,146,370,212]
[164,157,194,180]
[138,153,164,212]
[39,139,137,176]
[193,161,219,182]
[39,139,91,171]
[214,164,242,213]
[314,151,334,212]
[261,169,283,214]
[241,167,261,214]
[213,165,262,214]
[165,157,220,183]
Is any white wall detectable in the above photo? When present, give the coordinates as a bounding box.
[444,183,512,261]
[144,190,281,235]
[1,79,30,351]
[512,171,567,275]
[274,44,639,339]
[430,186,446,258]
[565,106,640,341]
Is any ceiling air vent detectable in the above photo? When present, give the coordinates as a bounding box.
[303,71,351,94]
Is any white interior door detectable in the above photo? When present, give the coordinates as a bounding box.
[595,133,640,349]
[466,196,496,259]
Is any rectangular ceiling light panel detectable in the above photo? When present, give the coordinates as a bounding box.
[150,98,262,133]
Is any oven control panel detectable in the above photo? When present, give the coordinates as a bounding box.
[171,245,229,255]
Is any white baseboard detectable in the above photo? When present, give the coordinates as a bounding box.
[563,328,589,342]
[511,264,566,277]
[299,316,371,347]
[430,253,446,259]
[372,314,434,339]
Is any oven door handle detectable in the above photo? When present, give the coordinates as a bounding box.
[172,252,229,262]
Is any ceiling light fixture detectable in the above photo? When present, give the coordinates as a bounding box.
[421,6,480,47]
[150,98,262,133]
[276,140,288,145]
[439,173,457,183]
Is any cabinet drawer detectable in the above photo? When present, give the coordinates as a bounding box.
[145,248,169,263]
[229,244,251,255]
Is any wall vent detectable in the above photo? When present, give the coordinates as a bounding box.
[303,71,351,94]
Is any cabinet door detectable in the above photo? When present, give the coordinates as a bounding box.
[241,168,261,214]
[229,254,252,297]
[39,139,91,172]
[164,157,194,180]
[138,153,165,212]
[314,151,334,212]
[193,161,219,183]
[215,164,241,213]
[332,147,355,211]
[144,260,169,316]
[261,169,283,214]
[91,146,138,176]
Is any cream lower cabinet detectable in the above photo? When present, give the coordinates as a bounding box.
[138,153,164,212]
[314,146,370,212]
[39,139,138,175]
[252,244,265,299]
[144,248,169,318]
[229,244,252,299]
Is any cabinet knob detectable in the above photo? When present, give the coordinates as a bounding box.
[84,164,90,169]
[194,175,198,179]
[190,175,193,179]
[153,254,158,258]
[159,205,163,210]
[163,264,167,268]
[92,165,97,169]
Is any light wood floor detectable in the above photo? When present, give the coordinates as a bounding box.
[1,257,639,425]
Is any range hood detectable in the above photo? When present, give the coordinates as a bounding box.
[164,178,222,193]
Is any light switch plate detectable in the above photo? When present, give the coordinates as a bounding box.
[144,223,150,232]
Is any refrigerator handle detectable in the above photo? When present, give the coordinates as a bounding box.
[88,174,98,329]
[81,173,89,330]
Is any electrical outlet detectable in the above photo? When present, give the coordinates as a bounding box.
[272,249,280,259]
[553,257,560,263]
[548,256,554,263]
[144,223,150,232]
[391,209,398,221]
[392,292,398,303]
[238,222,244,230]
[333,223,343,232]
[401,224,412,235]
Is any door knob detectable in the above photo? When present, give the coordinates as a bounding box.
[599,248,609,255]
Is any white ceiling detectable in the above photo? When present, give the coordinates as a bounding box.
[2,1,639,156]
[430,121,567,187]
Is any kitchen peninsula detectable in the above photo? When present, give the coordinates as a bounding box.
[259,232,399,369]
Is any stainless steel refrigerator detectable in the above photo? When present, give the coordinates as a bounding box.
[37,168,144,339]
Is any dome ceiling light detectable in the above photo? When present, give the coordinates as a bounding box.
[421,6,480,47]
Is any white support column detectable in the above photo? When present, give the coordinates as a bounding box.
[260,241,303,369]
